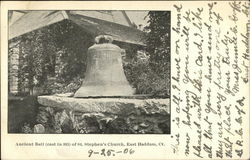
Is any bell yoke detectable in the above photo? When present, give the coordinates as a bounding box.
[74,35,135,97]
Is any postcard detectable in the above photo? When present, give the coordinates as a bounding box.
[1,1,249,159]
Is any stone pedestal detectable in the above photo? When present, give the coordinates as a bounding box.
[36,95,170,134]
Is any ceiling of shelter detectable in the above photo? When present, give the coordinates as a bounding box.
[9,11,146,46]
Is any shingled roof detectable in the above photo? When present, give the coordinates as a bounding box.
[9,11,145,46]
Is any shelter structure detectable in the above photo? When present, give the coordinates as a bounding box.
[8,11,146,94]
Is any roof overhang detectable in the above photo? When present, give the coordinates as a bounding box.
[9,11,146,46]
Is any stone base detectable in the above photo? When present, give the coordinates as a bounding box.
[36,95,170,134]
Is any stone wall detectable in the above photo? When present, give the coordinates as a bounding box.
[8,41,20,94]
[30,95,170,134]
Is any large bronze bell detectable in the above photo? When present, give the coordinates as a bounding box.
[74,35,135,97]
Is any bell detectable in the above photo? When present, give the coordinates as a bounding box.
[74,35,135,97]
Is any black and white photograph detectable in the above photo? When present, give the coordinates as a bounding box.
[8,10,171,134]
[2,1,250,160]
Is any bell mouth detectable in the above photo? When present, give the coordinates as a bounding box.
[73,84,135,98]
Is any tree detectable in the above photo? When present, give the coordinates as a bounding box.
[144,11,171,95]
[145,11,170,75]
[11,21,93,95]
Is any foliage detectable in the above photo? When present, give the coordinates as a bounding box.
[13,21,93,95]
[123,54,168,96]
[21,123,33,133]
[44,76,83,94]
[123,11,171,96]
[144,11,171,95]
[35,104,170,134]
